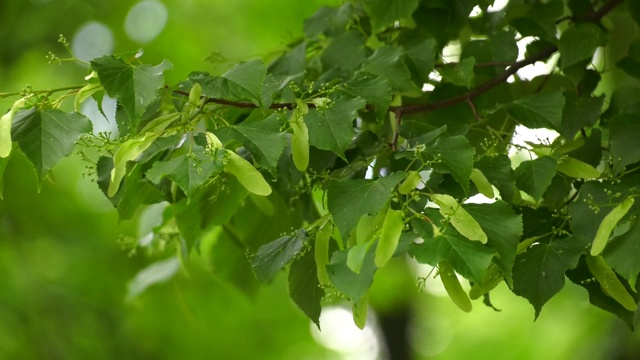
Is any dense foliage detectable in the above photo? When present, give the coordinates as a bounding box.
[2,0,640,331]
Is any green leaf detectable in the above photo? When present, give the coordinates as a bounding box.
[404,39,437,84]
[609,113,640,173]
[558,23,607,70]
[408,233,495,282]
[438,57,475,88]
[343,75,392,120]
[126,257,181,300]
[221,59,266,107]
[289,245,324,328]
[504,91,565,130]
[464,201,523,284]
[475,154,518,203]
[303,4,354,38]
[560,93,604,139]
[251,229,307,283]
[514,156,557,201]
[219,113,287,170]
[305,96,366,157]
[509,0,563,42]
[363,0,420,32]
[604,221,640,287]
[145,145,224,197]
[327,245,377,301]
[327,172,404,240]
[91,56,172,120]
[630,0,640,27]
[512,237,585,318]
[321,30,367,71]
[362,46,420,93]
[11,109,92,179]
[427,135,475,193]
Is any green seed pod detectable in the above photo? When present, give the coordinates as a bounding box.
[352,293,369,329]
[557,157,600,179]
[439,260,472,312]
[469,168,494,198]
[591,197,634,256]
[586,255,637,311]
[315,223,332,285]
[374,209,404,268]
[398,170,422,195]
[224,150,272,196]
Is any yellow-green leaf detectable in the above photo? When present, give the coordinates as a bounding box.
[557,156,600,179]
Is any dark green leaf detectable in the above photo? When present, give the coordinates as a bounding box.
[146,145,224,197]
[408,233,495,282]
[303,4,354,38]
[363,0,420,32]
[328,172,404,240]
[427,135,475,193]
[305,96,366,157]
[11,109,92,179]
[289,245,323,328]
[327,245,377,301]
[222,59,266,107]
[475,154,518,203]
[343,75,392,120]
[91,56,172,119]
[464,201,523,284]
[504,91,565,130]
[515,156,557,201]
[251,229,307,283]
[512,237,585,318]
[321,30,367,71]
[609,113,640,173]
[560,93,604,139]
[558,24,607,70]
[219,113,287,170]
[362,46,420,93]
[604,221,640,287]
[438,57,475,88]
[404,39,437,84]
[567,257,637,331]
[509,0,563,41]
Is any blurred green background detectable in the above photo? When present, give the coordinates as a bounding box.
[1,1,639,359]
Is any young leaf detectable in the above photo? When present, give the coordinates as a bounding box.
[224,150,272,196]
[11,109,92,179]
[251,229,307,283]
[108,132,159,197]
[289,244,324,328]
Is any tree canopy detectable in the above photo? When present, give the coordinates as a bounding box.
[3,0,640,354]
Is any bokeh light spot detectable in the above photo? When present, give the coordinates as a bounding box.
[71,21,114,62]
[124,0,168,44]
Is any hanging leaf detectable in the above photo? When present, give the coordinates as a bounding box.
[251,229,307,283]
[289,244,323,328]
